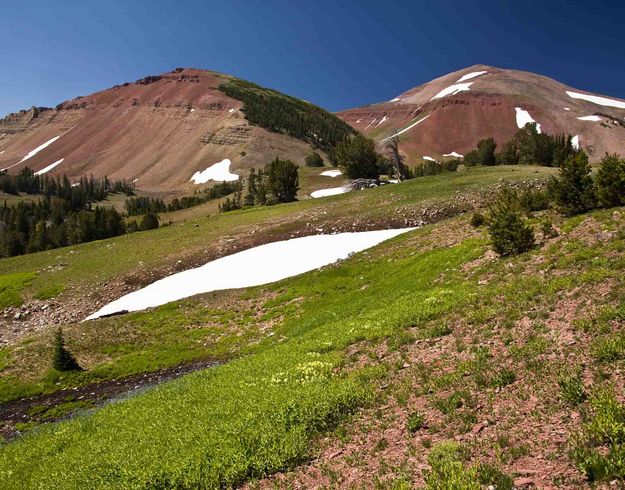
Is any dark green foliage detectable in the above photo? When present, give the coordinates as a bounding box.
[596,153,625,208]
[548,152,596,215]
[305,151,324,167]
[470,212,485,228]
[334,135,379,179]
[540,217,558,239]
[266,158,299,203]
[476,463,514,490]
[139,212,159,231]
[477,138,497,166]
[490,367,516,388]
[463,150,480,167]
[413,159,460,177]
[219,78,355,153]
[487,190,535,256]
[124,197,167,216]
[496,140,519,165]
[52,329,81,372]
[519,187,550,212]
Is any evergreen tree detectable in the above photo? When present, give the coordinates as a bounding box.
[139,212,160,231]
[487,192,535,256]
[52,328,82,372]
[305,152,324,167]
[596,153,625,208]
[334,136,379,179]
[548,152,596,215]
[266,158,299,203]
[477,138,497,166]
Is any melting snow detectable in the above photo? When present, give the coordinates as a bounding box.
[356,119,362,123]
[443,151,463,158]
[577,115,602,122]
[228,108,235,113]
[133,178,139,183]
[0,150,4,155]
[572,135,580,150]
[190,159,239,184]
[515,107,542,133]
[456,71,487,83]
[364,119,377,130]
[423,156,436,162]
[376,115,389,126]
[431,82,473,100]
[566,91,625,109]
[389,97,401,102]
[85,228,415,319]
[19,136,60,163]
[311,186,349,198]
[382,115,430,141]
[320,169,342,177]
[190,109,195,112]
[35,158,64,175]
[563,107,571,111]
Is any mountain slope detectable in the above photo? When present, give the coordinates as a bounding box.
[338,64,625,162]
[0,68,353,195]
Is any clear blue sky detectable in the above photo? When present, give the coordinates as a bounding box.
[1,0,624,116]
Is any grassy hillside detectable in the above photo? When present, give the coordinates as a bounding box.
[0,200,623,487]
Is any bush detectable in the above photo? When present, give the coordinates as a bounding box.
[305,151,324,167]
[519,188,550,212]
[548,152,596,215]
[487,192,535,256]
[558,369,586,406]
[139,212,160,231]
[470,212,486,228]
[334,135,380,179]
[407,411,425,433]
[540,218,558,239]
[596,153,625,208]
[52,329,81,372]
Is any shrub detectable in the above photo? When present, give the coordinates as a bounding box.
[52,329,82,372]
[470,212,485,228]
[425,442,480,490]
[540,218,558,239]
[487,192,535,256]
[305,151,324,167]
[407,411,425,433]
[334,135,380,179]
[548,152,596,215]
[596,153,625,208]
[519,188,550,212]
[558,369,586,406]
[490,367,516,388]
[139,212,160,231]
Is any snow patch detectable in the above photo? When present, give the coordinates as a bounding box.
[563,107,571,111]
[320,169,342,178]
[515,107,542,133]
[356,119,362,123]
[190,159,239,184]
[389,97,401,102]
[423,156,436,162]
[228,108,235,113]
[456,71,487,83]
[19,136,60,163]
[577,115,602,122]
[190,109,195,112]
[0,150,4,155]
[443,151,463,158]
[382,115,430,141]
[572,135,580,150]
[85,228,415,319]
[388,179,399,184]
[566,91,625,109]
[431,82,473,100]
[311,186,349,198]
[133,178,139,183]
[376,115,389,127]
[364,119,377,130]
[35,158,64,175]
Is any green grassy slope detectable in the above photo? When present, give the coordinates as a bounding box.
[1,202,624,488]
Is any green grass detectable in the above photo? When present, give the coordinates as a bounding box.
[0,272,37,308]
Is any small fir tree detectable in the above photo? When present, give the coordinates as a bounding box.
[595,153,625,208]
[548,152,596,215]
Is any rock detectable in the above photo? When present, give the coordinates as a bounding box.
[514,477,534,487]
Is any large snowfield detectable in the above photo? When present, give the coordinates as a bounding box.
[456,71,487,83]
[515,107,542,132]
[86,228,415,320]
[190,158,239,184]
[431,82,473,100]
[566,91,625,109]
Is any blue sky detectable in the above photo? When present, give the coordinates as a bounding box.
[1,0,624,116]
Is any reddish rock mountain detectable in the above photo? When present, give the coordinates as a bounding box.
[0,69,317,195]
[338,64,625,162]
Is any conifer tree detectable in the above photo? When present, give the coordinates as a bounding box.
[548,152,596,215]
[52,328,82,372]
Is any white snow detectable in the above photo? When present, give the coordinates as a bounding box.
[356,119,362,123]
[431,82,473,100]
[190,159,239,184]
[364,119,377,130]
[443,151,464,158]
[563,107,571,111]
[388,179,399,184]
[0,150,4,155]
[382,115,430,141]
[228,108,235,113]
[423,156,436,162]
[572,135,580,150]
[456,71,487,83]
[34,158,64,176]
[320,169,342,177]
[376,115,389,127]
[577,115,602,122]
[133,178,139,183]
[389,97,401,102]
[85,228,415,319]
[566,91,625,110]
[515,107,542,133]
[190,109,195,112]
[311,186,349,198]
[19,136,60,163]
